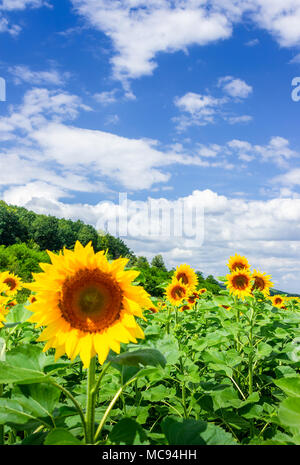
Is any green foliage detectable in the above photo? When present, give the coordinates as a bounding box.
[0,203,28,245]
[97,232,134,260]
[1,294,300,445]
[196,271,222,294]
[151,254,167,271]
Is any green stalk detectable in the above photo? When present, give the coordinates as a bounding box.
[248,304,256,438]
[248,305,255,396]
[179,356,188,419]
[166,305,171,334]
[85,356,97,444]
[0,384,4,445]
[94,375,139,444]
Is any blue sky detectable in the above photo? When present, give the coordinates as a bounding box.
[1,0,300,291]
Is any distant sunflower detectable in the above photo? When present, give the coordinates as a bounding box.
[251,269,273,296]
[0,283,10,328]
[6,299,17,308]
[157,301,166,310]
[174,264,198,291]
[271,295,285,308]
[226,269,252,299]
[147,305,158,314]
[24,241,152,368]
[166,278,189,306]
[227,254,250,273]
[188,294,196,305]
[29,295,37,304]
[0,271,23,295]
[199,288,207,295]
[179,303,193,313]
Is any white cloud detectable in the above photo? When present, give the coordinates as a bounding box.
[245,38,259,46]
[0,15,20,35]
[9,65,70,86]
[94,89,118,105]
[272,168,300,187]
[218,76,253,98]
[0,0,48,10]
[0,0,49,35]
[7,187,300,292]
[226,137,297,167]
[226,115,253,124]
[173,92,225,129]
[173,77,252,130]
[70,1,300,83]
[0,87,213,192]
[71,0,232,83]
[174,92,224,115]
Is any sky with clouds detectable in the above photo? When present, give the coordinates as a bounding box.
[1,0,300,291]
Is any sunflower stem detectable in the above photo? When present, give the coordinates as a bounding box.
[166,305,171,334]
[94,375,139,443]
[0,384,4,445]
[86,356,97,444]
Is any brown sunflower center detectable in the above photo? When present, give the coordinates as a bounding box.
[275,298,282,305]
[232,274,249,290]
[4,277,17,291]
[171,285,186,300]
[176,272,189,285]
[252,277,265,291]
[58,268,122,333]
[232,262,246,271]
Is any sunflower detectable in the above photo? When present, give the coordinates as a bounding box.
[179,303,193,312]
[0,283,10,328]
[251,269,273,296]
[24,241,152,368]
[188,294,197,305]
[166,278,190,306]
[226,269,252,299]
[271,295,285,308]
[0,271,23,295]
[199,288,207,295]
[147,305,158,314]
[157,301,166,310]
[227,254,250,273]
[174,264,198,291]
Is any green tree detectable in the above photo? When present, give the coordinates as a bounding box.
[0,203,27,245]
[32,215,63,250]
[58,219,78,249]
[151,254,167,271]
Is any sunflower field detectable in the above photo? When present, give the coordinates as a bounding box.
[0,244,300,446]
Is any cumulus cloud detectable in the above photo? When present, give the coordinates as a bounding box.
[70,1,300,84]
[71,0,232,83]
[0,87,216,193]
[218,76,253,98]
[173,77,253,130]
